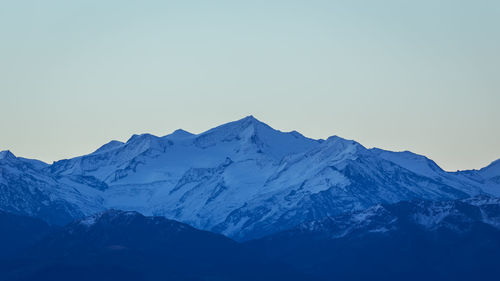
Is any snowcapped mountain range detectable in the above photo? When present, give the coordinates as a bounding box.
[1,116,499,240]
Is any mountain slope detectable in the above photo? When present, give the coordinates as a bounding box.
[454,159,500,196]
[213,137,482,239]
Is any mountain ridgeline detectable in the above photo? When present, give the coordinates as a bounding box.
[1,116,499,241]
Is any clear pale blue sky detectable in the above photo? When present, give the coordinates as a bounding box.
[1,0,499,171]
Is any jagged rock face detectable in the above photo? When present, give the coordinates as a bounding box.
[0,116,498,240]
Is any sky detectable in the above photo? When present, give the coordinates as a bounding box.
[1,0,499,171]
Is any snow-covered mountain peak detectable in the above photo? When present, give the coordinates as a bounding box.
[198,115,270,139]
[92,140,125,154]
[0,150,48,169]
[304,135,366,164]
[126,133,161,144]
[98,133,167,159]
[192,116,320,159]
[236,115,260,125]
[165,129,195,139]
[488,158,500,166]
[0,150,16,161]
[197,115,308,141]
[323,136,364,149]
[479,158,500,179]
[371,148,444,179]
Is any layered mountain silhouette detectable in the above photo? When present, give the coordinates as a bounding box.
[1,116,499,240]
[1,196,499,281]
